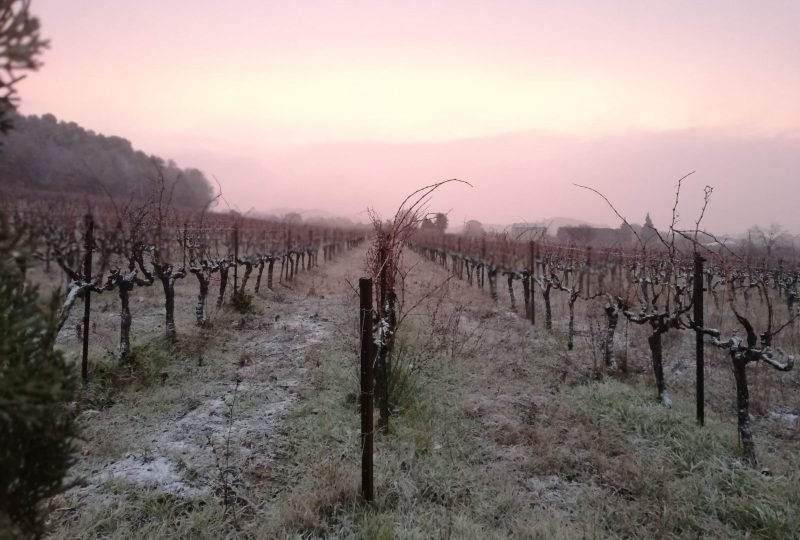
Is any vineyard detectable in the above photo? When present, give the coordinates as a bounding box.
[3,185,800,539]
[2,0,799,537]
[410,228,800,467]
[3,187,365,374]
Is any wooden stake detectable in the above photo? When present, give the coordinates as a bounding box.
[81,213,93,385]
[359,278,375,502]
[694,253,706,426]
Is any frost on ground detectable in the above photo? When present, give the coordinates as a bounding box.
[96,456,201,496]
[769,409,799,432]
[525,475,583,505]
[65,309,331,507]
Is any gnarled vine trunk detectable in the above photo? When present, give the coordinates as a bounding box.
[542,283,552,331]
[488,266,498,302]
[191,269,211,326]
[506,272,516,311]
[267,257,275,290]
[567,292,578,350]
[119,284,133,364]
[217,262,230,308]
[522,272,530,318]
[603,303,619,368]
[731,356,757,466]
[159,275,177,342]
[154,264,187,344]
[254,258,266,293]
[239,259,254,292]
[647,330,672,407]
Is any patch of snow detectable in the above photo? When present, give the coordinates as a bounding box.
[70,311,331,503]
[769,410,799,431]
[525,475,571,504]
[98,455,202,496]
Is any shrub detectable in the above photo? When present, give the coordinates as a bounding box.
[231,288,255,314]
[0,218,78,538]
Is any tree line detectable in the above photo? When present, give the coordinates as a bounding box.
[0,112,214,208]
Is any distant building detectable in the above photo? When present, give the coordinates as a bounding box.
[510,223,548,242]
[464,220,486,237]
[556,224,636,247]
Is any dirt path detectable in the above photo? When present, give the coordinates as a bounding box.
[50,244,368,535]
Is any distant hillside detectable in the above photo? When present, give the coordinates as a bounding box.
[247,207,361,228]
[542,216,609,231]
[454,216,607,235]
[0,114,213,208]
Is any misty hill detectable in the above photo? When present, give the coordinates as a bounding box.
[0,114,213,208]
[251,207,360,228]
[454,216,606,235]
[543,216,609,231]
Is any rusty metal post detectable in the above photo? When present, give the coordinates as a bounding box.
[694,253,705,426]
[359,278,375,502]
[480,237,487,289]
[279,227,287,283]
[286,228,292,281]
[232,224,239,294]
[585,246,592,297]
[456,237,462,279]
[523,270,531,319]
[182,223,188,270]
[308,229,314,269]
[529,241,536,326]
[81,213,94,385]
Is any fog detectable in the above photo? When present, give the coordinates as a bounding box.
[163,128,800,235]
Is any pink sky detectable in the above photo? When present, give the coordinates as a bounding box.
[16,0,800,233]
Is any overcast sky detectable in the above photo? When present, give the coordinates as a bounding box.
[17,0,800,233]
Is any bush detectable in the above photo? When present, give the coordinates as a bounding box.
[230,288,255,314]
[0,218,78,538]
[386,340,424,416]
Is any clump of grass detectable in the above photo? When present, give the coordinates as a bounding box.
[129,338,173,384]
[48,482,222,540]
[270,289,289,304]
[358,511,395,539]
[277,457,361,536]
[237,351,252,367]
[572,381,737,464]
[569,380,800,538]
[386,338,427,418]
[84,337,172,409]
[230,289,255,314]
